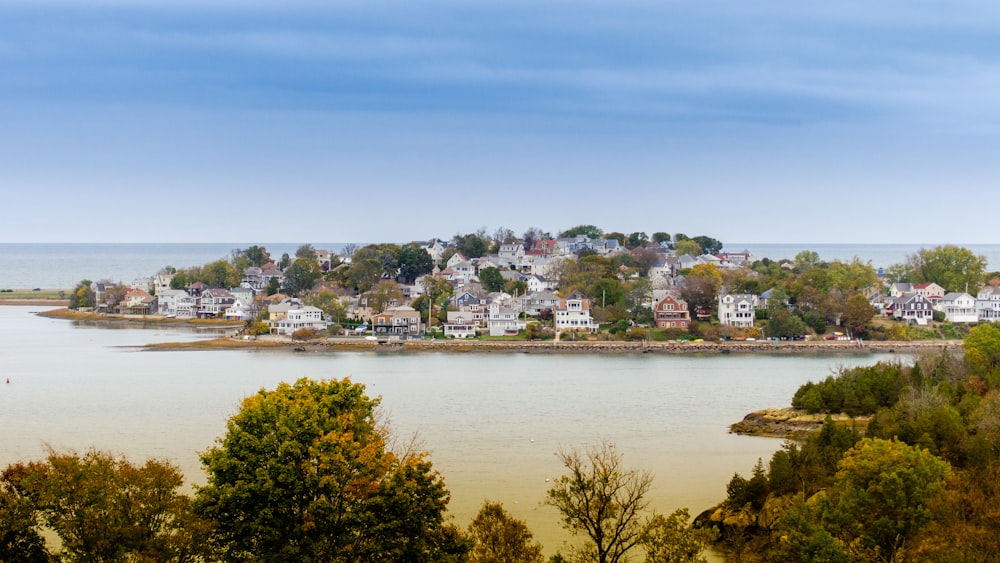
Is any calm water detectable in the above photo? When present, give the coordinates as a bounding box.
[0,305,897,552]
[2,242,999,290]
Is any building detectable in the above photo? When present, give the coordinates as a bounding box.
[653,295,690,329]
[554,290,598,333]
[718,293,759,328]
[935,292,978,323]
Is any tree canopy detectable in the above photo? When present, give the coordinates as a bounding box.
[194,377,460,561]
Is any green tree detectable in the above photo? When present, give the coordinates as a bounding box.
[902,245,988,293]
[6,449,201,562]
[282,257,322,296]
[233,245,271,268]
[546,442,653,563]
[398,244,434,284]
[674,239,702,257]
[304,291,347,325]
[68,279,95,310]
[205,259,241,288]
[680,264,722,315]
[639,508,715,563]
[559,225,603,239]
[466,501,544,563]
[195,377,458,561]
[819,438,950,562]
[690,236,722,255]
[0,467,48,562]
[626,232,649,249]
[421,276,454,329]
[295,244,317,260]
[479,267,506,293]
[651,232,671,244]
[348,258,385,293]
[843,292,874,338]
[793,250,821,272]
[455,233,489,258]
[964,324,1000,379]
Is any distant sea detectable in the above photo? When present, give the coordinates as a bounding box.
[1,242,999,290]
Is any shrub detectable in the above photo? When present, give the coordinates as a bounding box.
[291,327,319,341]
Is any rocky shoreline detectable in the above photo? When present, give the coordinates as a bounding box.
[728,407,870,439]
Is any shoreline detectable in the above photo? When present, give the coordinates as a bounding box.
[35,308,963,355]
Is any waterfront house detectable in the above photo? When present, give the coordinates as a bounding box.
[977,286,1000,321]
[120,288,157,316]
[225,298,260,322]
[935,292,978,323]
[913,282,946,299]
[718,293,758,328]
[520,290,560,316]
[554,290,598,333]
[653,294,690,329]
[198,288,235,318]
[443,313,477,338]
[890,293,933,325]
[373,305,422,337]
[274,306,327,336]
[487,303,526,336]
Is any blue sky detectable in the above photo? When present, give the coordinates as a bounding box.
[2,1,999,244]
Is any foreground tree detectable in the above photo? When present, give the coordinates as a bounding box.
[466,501,544,563]
[547,442,653,563]
[640,508,715,563]
[195,377,461,561]
[4,449,201,562]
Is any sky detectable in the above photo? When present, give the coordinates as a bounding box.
[2,1,999,244]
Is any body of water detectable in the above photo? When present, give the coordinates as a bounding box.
[0,305,896,552]
[2,242,998,290]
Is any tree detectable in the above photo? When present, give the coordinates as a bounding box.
[68,279,95,310]
[639,508,715,563]
[205,259,241,288]
[5,449,201,562]
[491,226,516,247]
[398,244,434,284]
[466,501,544,563]
[559,225,603,239]
[304,291,347,325]
[843,292,874,338]
[348,258,385,293]
[194,378,458,561]
[690,236,722,255]
[546,442,653,563]
[233,245,271,268]
[901,245,988,294]
[295,244,317,260]
[793,250,821,272]
[964,324,1000,379]
[674,239,702,257]
[626,232,649,249]
[479,267,506,293]
[0,467,47,562]
[282,258,322,296]
[369,280,404,313]
[278,252,291,270]
[521,227,547,251]
[651,232,671,245]
[421,276,454,329]
[454,233,489,258]
[679,264,722,315]
[819,438,950,562]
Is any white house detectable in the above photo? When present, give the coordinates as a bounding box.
[225,298,260,322]
[274,306,327,336]
[718,293,759,328]
[977,286,1000,321]
[555,290,598,333]
[498,243,525,261]
[487,303,526,336]
[157,289,195,317]
[443,313,477,338]
[935,292,978,323]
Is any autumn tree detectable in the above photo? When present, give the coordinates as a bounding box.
[843,292,874,338]
[368,279,404,313]
[304,291,347,325]
[195,378,462,561]
[547,442,653,563]
[818,438,950,562]
[295,244,318,260]
[964,324,1000,381]
[68,279,95,310]
[466,501,544,563]
[674,239,702,257]
[232,245,271,268]
[4,449,202,562]
[640,508,715,563]
[679,264,722,316]
[559,225,603,239]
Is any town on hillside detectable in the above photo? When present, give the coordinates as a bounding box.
[65,226,999,342]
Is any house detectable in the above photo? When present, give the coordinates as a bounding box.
[267,298,304,325]
[443,313,477,338]
[890,293,933,325]
[448,307,486,327]
[198,288,235,318]
[498,243,525,261]
[119,288,157,316]
[520,290,561,316]
[935,292,978,323]
[225,298,260,322]
[154,272,174,295]
[977,286,1000,321]
[888,283,913,298]
[373,306,422,337]
[487,303,526,336]
[273,306,327,336]
[718,293,759,328]
[528,239,558,256]
[157,289,196,317]
[913,282,946,300]
[653,295,690,329]
[554,290,598,333]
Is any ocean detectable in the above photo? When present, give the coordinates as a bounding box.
[2,242,999,290]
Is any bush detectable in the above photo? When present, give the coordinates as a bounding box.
[247,321,271,336]
[291,327,319,341]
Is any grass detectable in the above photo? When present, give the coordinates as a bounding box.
[0,289,67,300]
